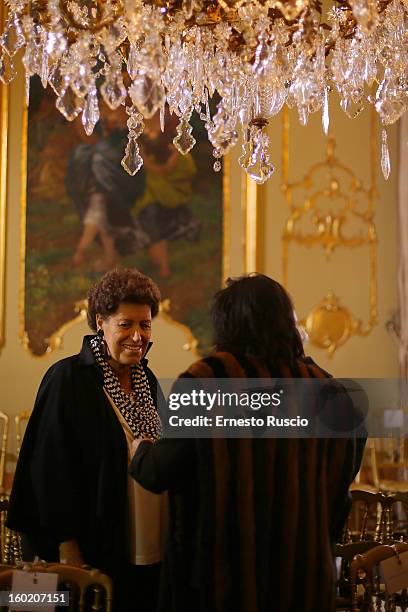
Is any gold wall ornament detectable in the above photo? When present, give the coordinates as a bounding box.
[222,154,231,282]
[281,106,378,355]
[301,291,373,357]
[245,174,258,274]
[244,164,266,275]
[0,3,9,352]
[159,298,201,355]
[19,300,88,358]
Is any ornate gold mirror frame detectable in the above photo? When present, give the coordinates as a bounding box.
[0,4,9,352]
[281,107,378,356]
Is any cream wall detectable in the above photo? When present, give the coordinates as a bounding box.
[0,68,400,462]
[261,106,399,378]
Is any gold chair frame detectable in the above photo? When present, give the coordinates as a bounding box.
[15,410,31,456]
[0,563,113,612]
[0,412,8,494]
[350,542,408,611]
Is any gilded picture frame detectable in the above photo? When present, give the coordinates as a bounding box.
[20,77,230,357]
[0,4,9,352]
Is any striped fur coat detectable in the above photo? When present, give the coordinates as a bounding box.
[131,352,365,612]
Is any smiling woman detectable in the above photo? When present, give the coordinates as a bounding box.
[7,268,165,612]
[97,303,152,373]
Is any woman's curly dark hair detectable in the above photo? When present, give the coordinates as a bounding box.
[87,268,161,331]
[211,274,304,367]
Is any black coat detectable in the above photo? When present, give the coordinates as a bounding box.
[7,335,162,576]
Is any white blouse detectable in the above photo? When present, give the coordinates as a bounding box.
[104,390,168,565]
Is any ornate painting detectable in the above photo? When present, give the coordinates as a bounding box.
[22,77,225,356]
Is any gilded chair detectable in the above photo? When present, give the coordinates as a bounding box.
[337,492,408,610]
[375,437,408,494]
[350,542,408,611]
[15,410,31,456]
[0,412,8,495]
[0,409,32,566]
[335,541,379,611]
[344,488,408,545]
[0,412,21,565]
[0,497,21,566]
[358,438,408,543]
[349,440,379,494]
[343,489,386,544]
[380,491,408,543]
[336,490,387,610]
[0,563,113,612]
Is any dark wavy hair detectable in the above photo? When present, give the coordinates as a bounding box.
[211,274,304,367]
[87,268,161,332]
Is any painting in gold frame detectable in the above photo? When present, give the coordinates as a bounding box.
[0,4,9,352]
[20,77,228,356]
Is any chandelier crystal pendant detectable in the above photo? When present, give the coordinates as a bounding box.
[1,0,405,182]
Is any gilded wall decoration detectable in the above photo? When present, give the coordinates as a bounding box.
[281,108,378,356]
[20,77,229,356]
[0,4,8,352]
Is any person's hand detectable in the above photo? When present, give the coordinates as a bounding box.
[131,438,153,456]
[59,539,85,566]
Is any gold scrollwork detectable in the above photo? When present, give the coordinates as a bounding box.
[301,291,374,357]
[20,300,88,358]
[159,298,201,356]
[281,106,378,355]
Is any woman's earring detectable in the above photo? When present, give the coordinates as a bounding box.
[97,329,110,359]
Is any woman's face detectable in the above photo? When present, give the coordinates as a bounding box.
[96,302,152,368]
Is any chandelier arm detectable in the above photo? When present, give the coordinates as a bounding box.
[58,0,124,33]
[322,0,392,56]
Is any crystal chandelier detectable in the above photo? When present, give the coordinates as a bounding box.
[0,0,404,183]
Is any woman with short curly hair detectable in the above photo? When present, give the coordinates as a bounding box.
[87,268,161,327]
[8,268,165,612]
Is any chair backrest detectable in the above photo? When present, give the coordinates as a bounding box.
[354,439,380,489]
[0,563,113,611]
[335,541,379,604]
[0,497,22,565]
[0,412,8,493]
[15,410,31,456]
[343,489,386,543]
[344,489,408,544]
[350,542,408,611]
[381,491,408,542]
[365,438,408,491]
